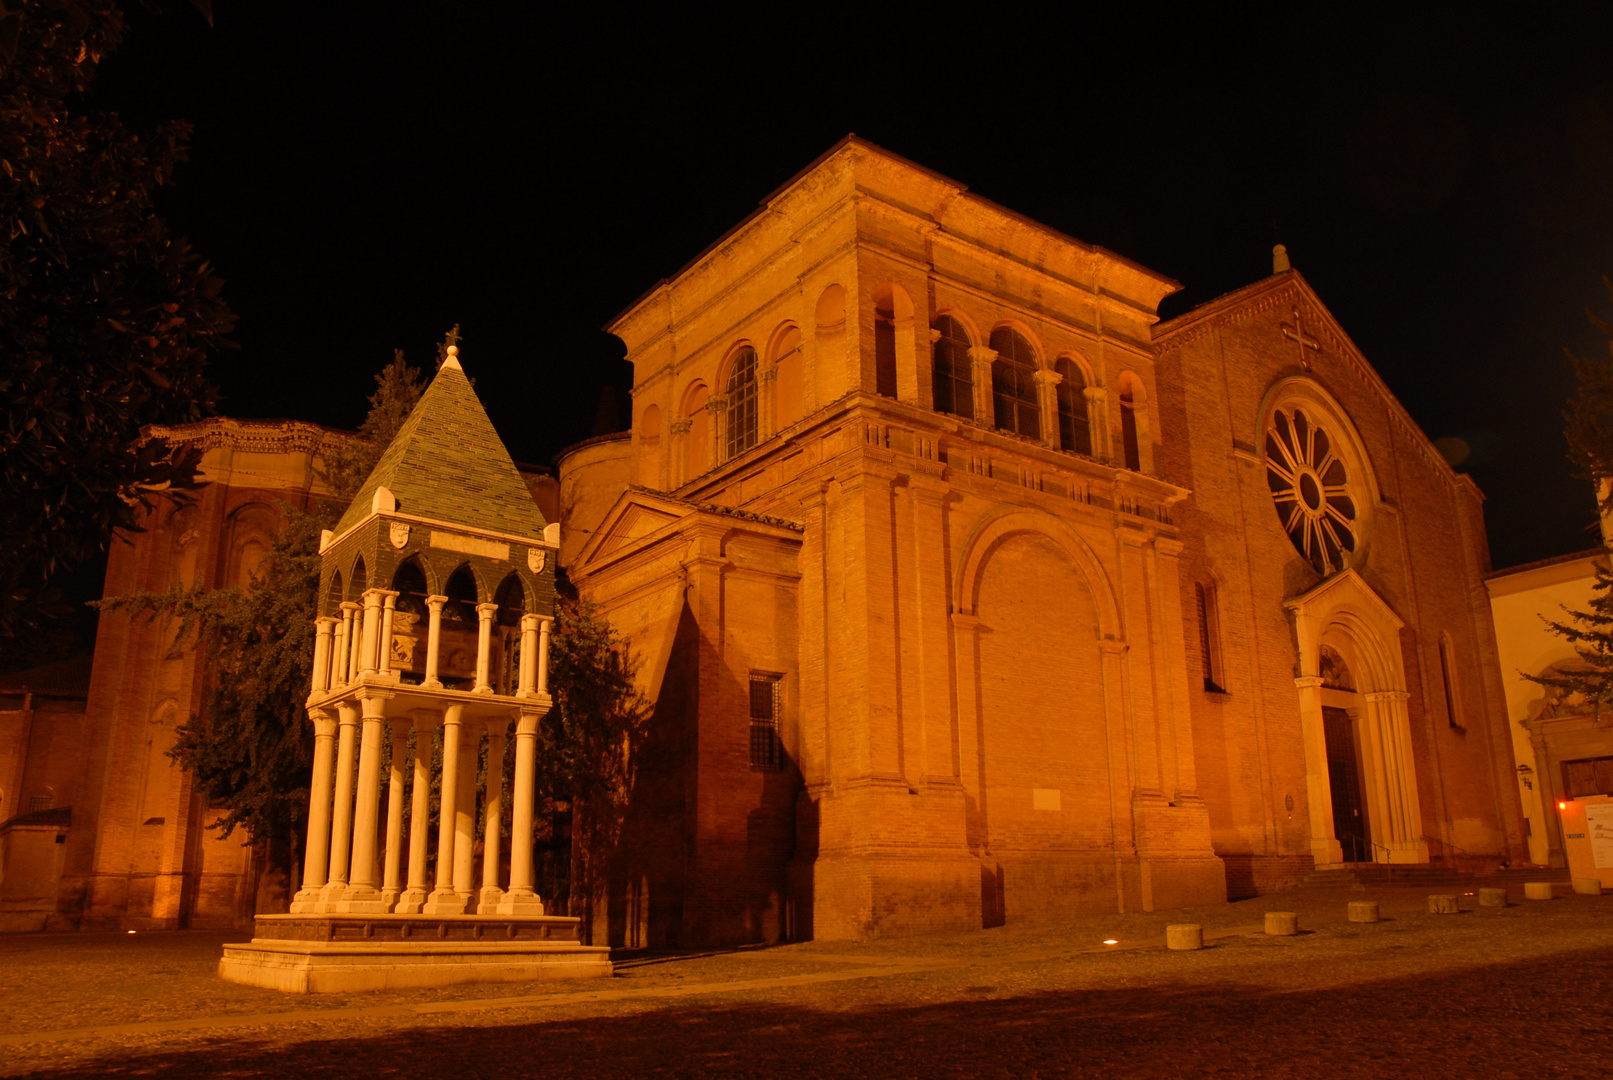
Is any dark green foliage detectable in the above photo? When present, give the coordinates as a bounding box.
[1,1,235,646]
[1529,282,1613,717]
[1524,559,1613,723]
[96,351,426,858]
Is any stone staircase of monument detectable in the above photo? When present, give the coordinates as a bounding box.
[1297,863,1470,889]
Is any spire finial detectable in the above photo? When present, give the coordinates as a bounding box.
[1273,244,1292,274]
[442,344,462,371]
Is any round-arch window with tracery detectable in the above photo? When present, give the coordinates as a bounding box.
[1266,406,1358,576]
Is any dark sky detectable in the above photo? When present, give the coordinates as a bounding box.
[92,2,1613,571]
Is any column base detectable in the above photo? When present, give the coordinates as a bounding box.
[319,880,350,906]
[421,889,468,916]
[393,887,428,915]
[477,886,506,910]
[289,887,327,914]
[494,889,546,916]
[381,887,401,909]
[334,885,390,914]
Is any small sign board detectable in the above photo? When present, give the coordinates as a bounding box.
[1586,803,1613,868]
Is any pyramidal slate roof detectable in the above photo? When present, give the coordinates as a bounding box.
[334,352,547,538]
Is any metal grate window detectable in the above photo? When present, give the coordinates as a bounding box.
[726,347,759,460]
[749,674,781,770]
[932,316,974,420]
[1054,357,1090,455]
[989,327,1040,440]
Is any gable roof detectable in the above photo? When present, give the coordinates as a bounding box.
[333,355,547,538]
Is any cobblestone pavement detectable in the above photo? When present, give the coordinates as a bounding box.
[2,886,1611,1078]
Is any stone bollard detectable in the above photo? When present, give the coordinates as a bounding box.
[1524,882,1556,901]
[1347,900,1380,923]
[1573,878,1604,896]
[1166,924,1203,951]
[1265,911,1299,936]
[1478,887,1508,908]
[1427,894,1461,914]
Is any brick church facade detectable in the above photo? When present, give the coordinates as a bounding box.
[560,137,1525,946]
[1,137,1526,939]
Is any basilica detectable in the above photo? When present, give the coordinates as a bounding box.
[0,137,1526,944]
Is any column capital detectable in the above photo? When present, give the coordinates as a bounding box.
[475,602,499,618]
[426,594,448,612]
[966,345,998,367]
[339,600,362,614]
[310,710,338,738]
[520,612,541,632]
[1032,368,1064,388]
[315,615,338,631]
[1294,675,1326,690]
[670,418,693,436]
[1084,385,1108,402]
[706,396,728,415]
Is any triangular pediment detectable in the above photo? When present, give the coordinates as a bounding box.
[575,490,695,567]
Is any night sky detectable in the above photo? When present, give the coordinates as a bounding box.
[90,2,1613,571]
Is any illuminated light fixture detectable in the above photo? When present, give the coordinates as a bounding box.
[1560,801,1570,810]
[1103,939,1118,945]
[126,930,136,935]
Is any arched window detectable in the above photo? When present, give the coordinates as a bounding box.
[932,316,973,420]
[1054,358,1090,455]
[873,297,898,399]
[725,347,758,460]
[444,564,478,625]
[350,556,368,598]
[1265,405,1359,576]
[1120,386,1141,471]
[391,558,429,619]
[493,573,527,695]
[989,327,1040,440]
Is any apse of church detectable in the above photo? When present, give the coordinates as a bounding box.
[561,137,1522,948]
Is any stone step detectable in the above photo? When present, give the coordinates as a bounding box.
[1481,866,1572,883]
[1298,863,1469,888]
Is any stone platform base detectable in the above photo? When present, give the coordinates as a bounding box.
[219,913,612,993]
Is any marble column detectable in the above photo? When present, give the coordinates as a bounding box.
[337,693,389,912]
[343,601,363,684]
[537,616,553,696]
[479,718,507,909]
[423,595,447,688]
[291,709,337,913]
[377,591,399,677]
[422,703,468,915]
[474,602,498,693]
[311,617,336,693]
[380,717,410,909]
[322,702,361,903]
[452,720,479,904]
[498,710,546,914]
[359,589,385,675]
[517,614,539,697]
[395,713,436,914]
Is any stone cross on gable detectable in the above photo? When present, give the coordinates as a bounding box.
[1280,306,1321,370]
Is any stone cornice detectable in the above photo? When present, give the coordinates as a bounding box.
[145,417,357,456]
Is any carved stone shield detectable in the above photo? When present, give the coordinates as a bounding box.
[389,521,410,549]
[528,547,546,574]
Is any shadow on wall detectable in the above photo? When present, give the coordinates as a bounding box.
[585,599,803,950]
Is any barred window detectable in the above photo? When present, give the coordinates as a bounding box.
[1054,357,1091,455]
[749,673,782,770]
[989,327,1040,440]
[932,316,974,420]
[726,347,759,460]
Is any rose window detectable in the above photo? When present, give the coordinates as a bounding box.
[1266,406,1358,576]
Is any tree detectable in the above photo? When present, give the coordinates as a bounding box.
[0,1,234,652]
[1525,279,1613,718]
[97,349,425,894]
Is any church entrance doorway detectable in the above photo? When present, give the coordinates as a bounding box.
[1322,706,1370,861]
[1286,569,1429,867]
